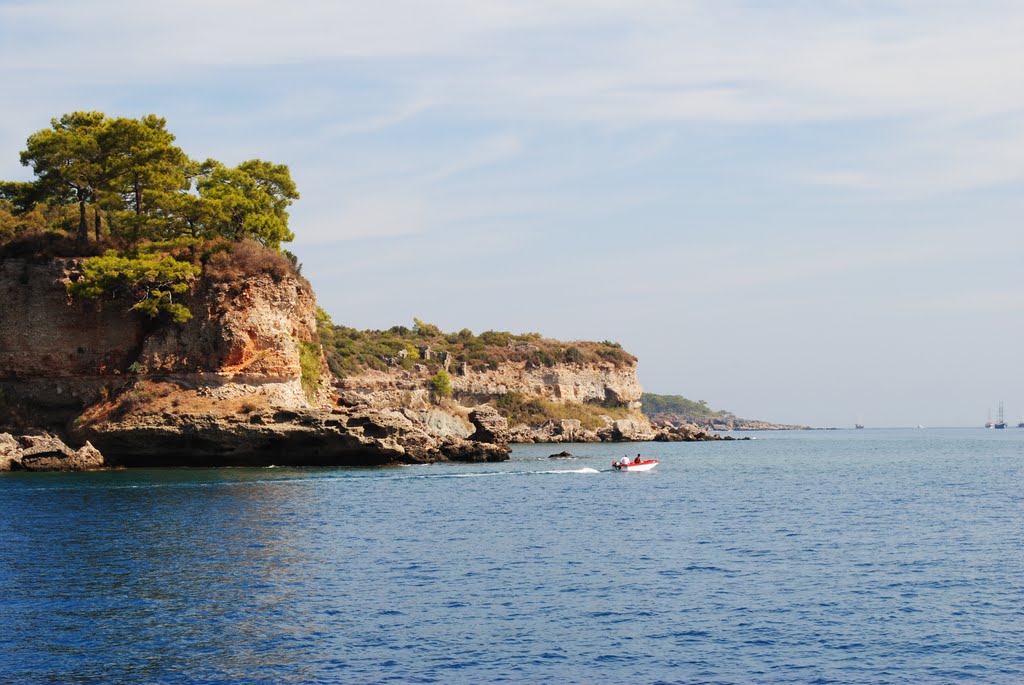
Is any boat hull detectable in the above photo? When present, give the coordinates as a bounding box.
[612,459,659,472]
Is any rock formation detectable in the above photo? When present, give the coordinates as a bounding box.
[0,432,105,471]
[0,253,727,471]
[455,362,643,407]
[0,256,510,467]
[337,356,711,444]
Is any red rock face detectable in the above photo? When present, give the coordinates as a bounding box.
[0,257,517,467]
[137,277,320,379]
[0,258,320,411]
[0,259,146,380]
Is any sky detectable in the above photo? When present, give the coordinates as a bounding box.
[1,0,1022,428]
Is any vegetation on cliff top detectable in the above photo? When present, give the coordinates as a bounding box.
[1,112,303,322]
[316,311,636,378]
[2,112,298,248]
[641,392,736,421]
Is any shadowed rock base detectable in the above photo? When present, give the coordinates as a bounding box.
[72,405,510,468]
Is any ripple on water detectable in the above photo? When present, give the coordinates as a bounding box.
[1,429,1023,683]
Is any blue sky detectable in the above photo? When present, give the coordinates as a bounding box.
[2,0,1022,427]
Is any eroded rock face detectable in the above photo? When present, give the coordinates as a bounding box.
[0,433,20,471]
[1,258,511,466]
[0,432,105,471]
[455,362,643,407]
[468,405,510,446]
[0,259,322,411]
[606,418,657,442]
[71,396,507,467]
[651,420,719,442]
[340,357,656,444]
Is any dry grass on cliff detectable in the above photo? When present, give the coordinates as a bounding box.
[203,239,308,286]
[84,381,275,424]
[494,393,635,430]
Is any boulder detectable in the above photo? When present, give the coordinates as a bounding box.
[418,410,473,439]
[439,436,508,463]
[652,421,719,442]
[0,432,106,471]
[468,405,510,446]
[0,432,20,471]
[557,419,583,441]
[610,418,656,441]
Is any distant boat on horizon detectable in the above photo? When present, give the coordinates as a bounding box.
[994,402,1007,429]
[854,422,864,429]
[985,408,994,429]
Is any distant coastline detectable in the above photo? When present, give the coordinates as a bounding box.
[641,393,808,432]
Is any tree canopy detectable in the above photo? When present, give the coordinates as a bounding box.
[1,112,303,323]
[5,111,299,249]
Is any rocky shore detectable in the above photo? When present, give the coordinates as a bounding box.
[0,432,105,472]
[507,417,722,443]
[0,255,730,471]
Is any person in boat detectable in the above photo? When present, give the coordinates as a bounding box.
[618,456,630,466]
[634,454,642,464]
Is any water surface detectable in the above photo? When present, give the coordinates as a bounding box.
[2,428,1022,683]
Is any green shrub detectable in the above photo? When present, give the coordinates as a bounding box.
[299,341,322,401]
[430,369,453,398]
[316,318,637,379]
[68,248,199,322]
[413,318,442,337]
[641,392,735,420]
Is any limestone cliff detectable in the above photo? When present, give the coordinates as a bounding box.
[455,361,642,407]
[0,256,509,467]
[338,355,718,444]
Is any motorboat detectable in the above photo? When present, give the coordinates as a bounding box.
[612,459,659,472]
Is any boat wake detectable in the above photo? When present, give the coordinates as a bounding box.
[8,466,604,493]
[538,467,601,475]
[424,467,601,479]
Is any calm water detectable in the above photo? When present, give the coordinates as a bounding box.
[2,428,1022,684]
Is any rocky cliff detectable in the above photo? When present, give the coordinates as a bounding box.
[0,256,509,468]
[338,357,718,444]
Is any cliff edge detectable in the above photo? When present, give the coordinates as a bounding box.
[0,255,508,467]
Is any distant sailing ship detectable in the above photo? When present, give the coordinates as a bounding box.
[994,402,1007,429]
[854,421,864,429]
[985,409,994,428]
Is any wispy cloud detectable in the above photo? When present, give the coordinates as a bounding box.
[5,2,1024,120]
[424,135,523,182]
[299,191,429,242]
[5,1,1024,195]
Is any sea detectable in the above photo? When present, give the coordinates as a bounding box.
[1,428,1022,684]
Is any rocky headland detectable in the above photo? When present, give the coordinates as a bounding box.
[0,253,721,472]
[641,392,808,432]
[0,255,510,469]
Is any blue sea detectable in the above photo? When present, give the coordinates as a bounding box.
[2,428,1022,684]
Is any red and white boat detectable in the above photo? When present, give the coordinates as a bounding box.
[612,459,659,472]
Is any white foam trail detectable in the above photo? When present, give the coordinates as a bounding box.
[536,467,601,475]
